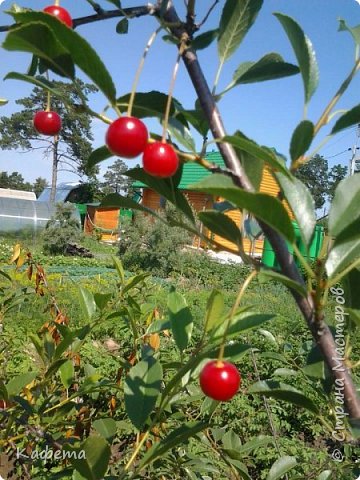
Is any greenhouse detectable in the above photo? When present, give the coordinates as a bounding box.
[0,197,55,234]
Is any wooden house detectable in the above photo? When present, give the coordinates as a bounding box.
[133,151,293,255]
[84,205,121,243]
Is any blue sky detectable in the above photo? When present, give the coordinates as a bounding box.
[0,0,360,187]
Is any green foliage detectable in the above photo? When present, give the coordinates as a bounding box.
[118,209,191,277]
[42,202,81,255]
[294,154,347,210]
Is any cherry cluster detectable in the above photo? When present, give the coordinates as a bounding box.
[32,5,72,138]
[32,5,179,178]
[105,116,179,178]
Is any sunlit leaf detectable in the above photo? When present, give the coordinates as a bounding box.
[124,356,163,430]
[274,13,319,103]
[266,456,297,480]
[218,0,263,63]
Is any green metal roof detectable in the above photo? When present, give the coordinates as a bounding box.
[132,150,225,189]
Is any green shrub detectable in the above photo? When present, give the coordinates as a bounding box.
[41,202,81,255]
[118,208,192,277]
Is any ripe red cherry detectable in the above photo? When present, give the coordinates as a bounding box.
[200,360,241,401]
[0,399,7,409]
[106,117,148,159]
[142,142,179,178]
[43,5,73,28]
[33,111,62,136]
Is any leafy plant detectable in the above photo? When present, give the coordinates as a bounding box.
[42,202,81,255]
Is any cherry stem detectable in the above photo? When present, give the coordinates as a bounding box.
[127,27,162,117]
[46,90,51,112]
[162,43,184,143]
[54,0,60,5]
[218,269,258,363]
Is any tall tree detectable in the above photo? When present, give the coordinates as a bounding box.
[293,154,329,209]
[0,171,32,191]
[102,159,131,195]
[0,80,98,202]
[328,163,348,201]
[294,155,348,210]
[32,177,49,198]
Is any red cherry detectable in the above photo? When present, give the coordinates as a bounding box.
[142,142,179,178]
[0,399,7,409]
[43,5,73,28]
[33,111,62,136]
[106,117,148,159]
[200,360,241,401]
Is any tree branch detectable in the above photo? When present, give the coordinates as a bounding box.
[161,2,360,422]
[0,5,153,33]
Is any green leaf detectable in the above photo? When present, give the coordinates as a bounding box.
[192,29,219,50]
[93,418,117,444]
[222,429,242,451]
[59,360,74,389]
[0,270,12,282]
[316,472,332,480]
[146,318,171,334]
[331,104,360,134]
[6,372,37,397]
[180,108,209,138]
[8,11,116,103]
[258,269,308,297]
[54,325,91,360]
[167,117,196,152]
[275,172,316,247]
[78,286,96,321]
[65,435,111,480]
[139,422,207,469]
[3,22,75,78]
[329,175,360,241]
[198,210,242,247]
[112,256,125,284]
[218,0,263,63]
[224,435,274,459]
[87,146,113,170]
[302,344,328,380]
[122,272,149,295]
[342,267,360,309]
[116,91,182,120]
[338,18,360,46]
[212,311,276,342]
[225,53,299,91]
[116,18,129,34]
[223,134,290,177]
[205,289,225,333]
[289,120,314,162]
[266,456,297,480]
[124,356,163,430]
[105,0,122,7]
[273,368,298,377]
[249,380,319,414]
[274,13,319,104]
[4,73,65,101]
[94,293,112,311]
[189,174,294,242]
[325,238,360,278]
[126,167,195,223]
[168,291,193,352]
[258,329,278,345]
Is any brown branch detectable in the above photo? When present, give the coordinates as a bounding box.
[161,3,360,422]
[0,5,153,33]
